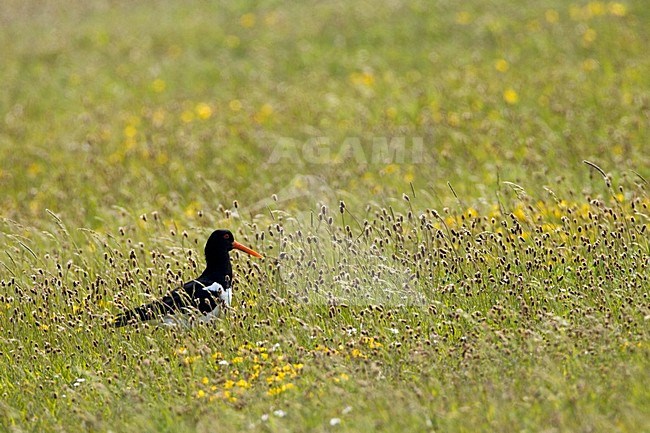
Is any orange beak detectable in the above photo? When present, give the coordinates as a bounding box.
[232,241,263,258]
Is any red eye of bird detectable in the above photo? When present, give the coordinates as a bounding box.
[223,234,230,239]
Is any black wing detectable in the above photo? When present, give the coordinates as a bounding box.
[113,280,220,327]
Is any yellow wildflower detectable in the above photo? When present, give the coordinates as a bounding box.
[455,11,471,25]
[236,379,251,389]
[267,383,295,396]
[503,88,519,105]
[180,110,194,123]
[588,1,606,16]
[583,28,597,45]
[495,59,509,73]
[545,9,559,23]
[195,103,213,120]
[151,78,166,93]
[608,2,627,16]
[240,13,256,28]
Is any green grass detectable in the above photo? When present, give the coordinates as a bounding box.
[1,0,649,432]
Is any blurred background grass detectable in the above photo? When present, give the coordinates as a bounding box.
[1,2,649,432]
[1,0,648,229]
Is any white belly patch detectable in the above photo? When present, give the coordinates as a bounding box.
[160,283,232,327]
[204,282,232,307]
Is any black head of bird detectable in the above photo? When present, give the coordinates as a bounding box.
[205,229,263,261]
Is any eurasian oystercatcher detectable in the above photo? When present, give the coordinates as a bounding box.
[113,229,262,327]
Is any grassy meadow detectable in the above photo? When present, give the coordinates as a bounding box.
[1,0,649,431]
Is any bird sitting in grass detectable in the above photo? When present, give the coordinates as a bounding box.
[113,229,262,327]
